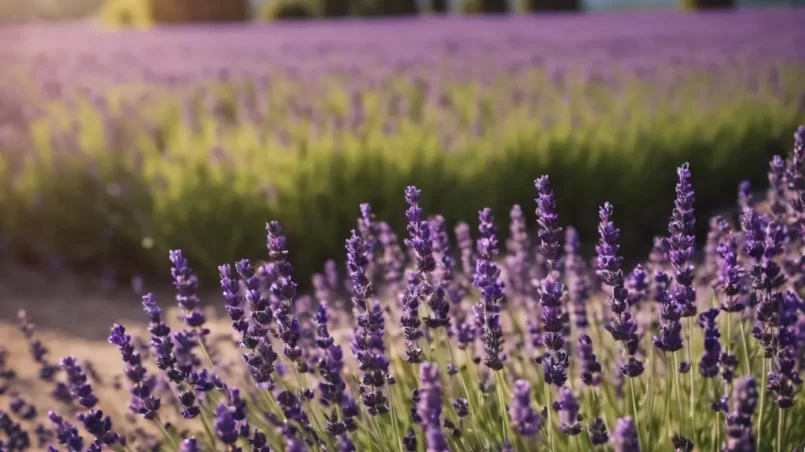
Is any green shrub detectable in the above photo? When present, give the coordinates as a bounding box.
[525,0,580,11]
[321,0,350,17]
[353,0,418,16]
[100,0,249,26]
[259,0,317,21]
[461,0,507,14]
[432,0,448,13]
[682,0,735,9]
[6,65,803,284]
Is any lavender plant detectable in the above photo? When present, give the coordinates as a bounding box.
[3,128,805,452]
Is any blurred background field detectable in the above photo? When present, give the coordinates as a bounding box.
[0,0,804,287]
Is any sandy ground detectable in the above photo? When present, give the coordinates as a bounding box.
[0,264,245,445]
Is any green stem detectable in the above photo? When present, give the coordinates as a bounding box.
[739,318,751,376]
[672,352,685,436]
[153,417,178,448]
[495,370,511,443]
[687,317,695,429]
[443,328,483,445]
[386,380,404,452]
[757,358,767,451]
[629,376,642,450]
[777,407,783,452]
[545,384,555,452]
[199,407,218,449]
[195,328,216,369]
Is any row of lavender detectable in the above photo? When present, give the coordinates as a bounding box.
[2,127,805,451]
[0,10,804,281]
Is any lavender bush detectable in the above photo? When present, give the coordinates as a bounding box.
[0,10,803,280]
[1,127,805,451]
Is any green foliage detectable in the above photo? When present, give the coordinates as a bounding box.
[259,0,318,21]
[101,0,153,28]
[682,0,735,9]
[101,0,250,26]
[321,0,350,17]
[2,66,804,283]
[432,0,449,13]
[353,0,418,16]
[525,0,581,11]
[461,0,507,13]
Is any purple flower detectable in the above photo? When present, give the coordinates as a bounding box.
[724,376,758,451]
[597,204,642,374]
[473,208,505,371]
[553,387,581,436]
[417,362,442,427]
[76,410,121,445]
[49,411,84,452]
[534,176,562,263]
[672,434,693,452]
[715,234,746,312]
[455,222,475,283]
[265,222,305,372]
[452,398,469,418]
[704,216,731,283]
[404,187,436,276]
[215,403,238,445]
[403,427,417,451]
[108,324,160,419]
[613,417,640,452]
[625,265,648,307]
[665,163,697,319]
[737,180,754,211]
[565,227,590,331]
[588,418,608,445]
[1,411,30,450]
[578,334,602,386]
[180,437,200,452]
[697,309,722,379]
[768,155,787,219]
[509,380,541,437]
[169,250,205,328]
[60,357,97,409]
[379,222,406,289]
[347,231,389,416]
[506,205,533,304]
[17,310,60,384]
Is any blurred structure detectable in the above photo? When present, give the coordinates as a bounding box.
[150,0,249,22]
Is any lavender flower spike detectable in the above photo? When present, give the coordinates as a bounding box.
[596,203,643,376]
[724,376,758,451]
[535,176,569,387]
[510,380,541,437]
[417,362,448,452]
[665,163,697,319]
[473,208,505,371]
[613,417,640,452]
[553,387,581,436]
[266,221,305,372]
[169,250,206,328]
[347,230,389,416]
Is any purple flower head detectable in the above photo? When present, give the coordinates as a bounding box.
[403,427,417,451]
[738,180,754,211]
[510,380,541,437]
[768,155,788,219]
[452,398,469,418]
[379,222,406,288]
[613,417,640,452]
[588,418,608,445]
[665,163,697,318]
[49,411,84,452]
[215,403,238,445]
[108,324,160,419]
[672,434,693,452]
[76,410,121,445]
[17,310,59,383]
[578,334,602,386]
[697,309,722,379]
[180,437,200,452]
[724,376,758,451]
[404,187,436,275]
[169,250,205,328]
[455,222,475,283]
[266,222,304,370]
[625,265,648,307]
[553,387,581,436]
[416,362,442,427]
[506,205,532,299]
[59,357,97,409]
[9,397,36,420]
[473,208,505,371]
[716,234,746,311]
[596,203,623,287]
[1,411,30,450]
[534,175,562,264]
[565,226,590,331]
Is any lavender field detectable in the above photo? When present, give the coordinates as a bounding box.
[1,7,805,452]
[0,9,803,280]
